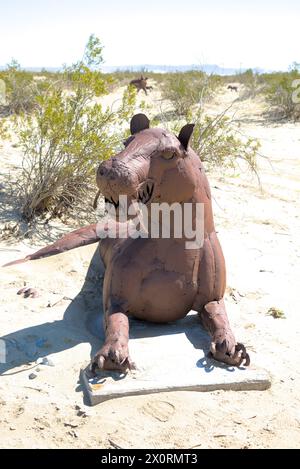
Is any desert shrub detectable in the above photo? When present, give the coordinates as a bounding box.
[267,307,285,319]
[0,77,5,105]
[236,69,254,86]
[16,35,137,222]
[157,69,260,174]
[107,70,139,89]
[0,60,48,115]
[166,103,260,175]
[236,69,261,99]
[260,68,300,120]
[0,118,10,142]
[107,69,162,93]
[161,71,220,118]
[191,108,260,173]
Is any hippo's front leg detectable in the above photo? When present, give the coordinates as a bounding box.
[199,299,250,366]
[91,311,135,372]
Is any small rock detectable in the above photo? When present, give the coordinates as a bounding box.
[29,373,37,380]
[10,426,16,431]
[263,425,274,434]
[75,404,88,418]
[42,357,54,367]
[64,422,78,428]
[37,356,54,367]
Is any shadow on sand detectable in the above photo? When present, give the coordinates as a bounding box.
[0,247,238,378]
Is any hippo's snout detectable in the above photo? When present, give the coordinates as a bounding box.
[98,157,131,179]
[96,157,141,207]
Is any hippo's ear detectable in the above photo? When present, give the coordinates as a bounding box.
[178,124,195,150]
[130,113,150,135]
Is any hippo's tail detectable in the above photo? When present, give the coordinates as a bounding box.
[2,223,101,267]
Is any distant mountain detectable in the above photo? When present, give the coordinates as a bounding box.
[99,64,268,75]
[0,64,270,75]
[0,65,60,72]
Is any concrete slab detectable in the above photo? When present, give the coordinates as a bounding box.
[81,313,271,405]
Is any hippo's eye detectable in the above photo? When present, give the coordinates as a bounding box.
[161,151,176,160]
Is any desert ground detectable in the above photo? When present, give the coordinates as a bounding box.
[0,83,300,449]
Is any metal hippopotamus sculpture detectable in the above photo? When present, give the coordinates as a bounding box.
[5,114,250,371]
[129,75,153,95]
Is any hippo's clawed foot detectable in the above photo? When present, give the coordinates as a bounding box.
[199,300,250,367]
[17,287,40,298]
[91,339,136,373]
[209,339,250,367]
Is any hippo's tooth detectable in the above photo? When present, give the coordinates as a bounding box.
[148,183,154,198]
[113,197,119,208]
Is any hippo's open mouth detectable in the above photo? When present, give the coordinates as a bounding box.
[104,180,155,210]
[104,196,120,209]
[136,180,154,205]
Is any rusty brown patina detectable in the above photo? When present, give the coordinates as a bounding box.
[129,75,153,95]
[4,114,250,371]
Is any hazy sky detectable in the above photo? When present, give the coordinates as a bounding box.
[0,0,299,70]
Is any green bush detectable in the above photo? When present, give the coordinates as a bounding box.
[16,35,137,222]
[161,71,220,118]
[191,108,260,172]
[260,68,300,120]
[165,103,260,174]
[0,121,9,144]
[236,68,261,99]
[0,60,47,115]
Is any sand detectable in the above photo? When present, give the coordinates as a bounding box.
[0,84,299,448]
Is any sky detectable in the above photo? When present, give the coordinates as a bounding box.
[0,0,299,70]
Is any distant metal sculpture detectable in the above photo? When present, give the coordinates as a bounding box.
[5,114,250,371]
[130,75,153,95]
